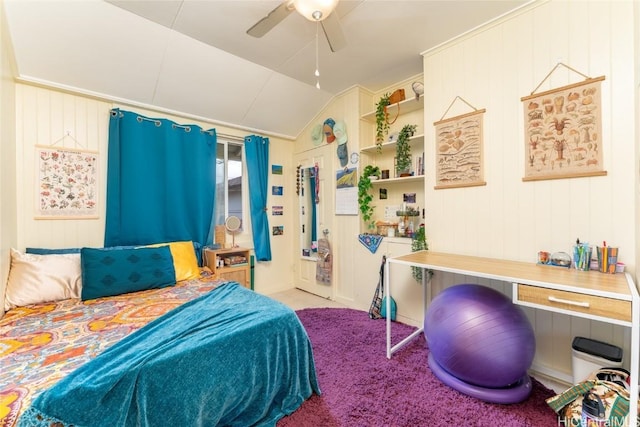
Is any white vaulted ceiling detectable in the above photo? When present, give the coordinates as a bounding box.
[4,0,528,138]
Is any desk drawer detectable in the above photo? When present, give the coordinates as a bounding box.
[516,284,631,322]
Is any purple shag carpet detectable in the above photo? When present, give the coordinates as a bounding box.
[278,308,559,427]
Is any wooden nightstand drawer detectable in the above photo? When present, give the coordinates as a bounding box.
[516,284,631,322]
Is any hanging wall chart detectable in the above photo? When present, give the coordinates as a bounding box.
[35,136,99,219]
[433,96,486,189]
[521,63,606,181]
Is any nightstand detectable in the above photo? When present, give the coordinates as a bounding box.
[204,247,251,289]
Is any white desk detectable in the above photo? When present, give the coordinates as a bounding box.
[384,250,639,426]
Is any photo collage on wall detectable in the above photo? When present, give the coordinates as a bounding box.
[271,164,284,235]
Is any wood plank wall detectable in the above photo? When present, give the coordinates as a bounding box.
[12,85,296,294]
[421,0,636,381]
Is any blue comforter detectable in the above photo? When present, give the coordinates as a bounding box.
[18,283,319,427]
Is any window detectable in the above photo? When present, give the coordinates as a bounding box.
[214,139,243,229]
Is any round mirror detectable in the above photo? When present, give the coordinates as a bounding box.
[225,216,242,247]
[225,215,241,232]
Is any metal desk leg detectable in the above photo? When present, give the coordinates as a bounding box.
[386,259,426,359]
[629,274,639,427]
[385,260,391,359]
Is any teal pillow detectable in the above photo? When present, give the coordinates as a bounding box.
[27,245,136,255]
[26,247,81,254]
[81,246,176,301]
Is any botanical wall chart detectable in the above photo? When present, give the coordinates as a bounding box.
[521,75,606,181]
[36,146,98,218]
[434,108,486,189]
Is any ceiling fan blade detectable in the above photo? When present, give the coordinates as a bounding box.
[320,12,346,52]
[247,1,294,38]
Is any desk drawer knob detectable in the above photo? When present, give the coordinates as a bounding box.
[548,296,590,308]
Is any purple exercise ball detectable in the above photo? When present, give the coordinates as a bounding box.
[424,284,535,388]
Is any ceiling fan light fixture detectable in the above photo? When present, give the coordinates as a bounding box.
[293,0,338,22]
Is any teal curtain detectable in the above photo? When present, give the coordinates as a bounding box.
[244,135,272,261]
[309,169,318,251]
[105,109,217,252]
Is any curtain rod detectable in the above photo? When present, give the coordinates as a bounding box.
[16,76,297,141]
[217,133,244,142]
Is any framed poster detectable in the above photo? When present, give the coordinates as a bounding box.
[433,109,486,189]
[36,146,98,219]
[521,76,606,181]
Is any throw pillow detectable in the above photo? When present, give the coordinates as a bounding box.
[142,241,200,281]
[81,246,176,301]
[4,248,82,311]
[26,247,81,254]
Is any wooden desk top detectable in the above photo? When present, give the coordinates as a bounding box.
[389,251,633,299]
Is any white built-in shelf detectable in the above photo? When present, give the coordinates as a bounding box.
[361,134,424,154]
[369,175,424,185]
[361,96,424,122]
[384,236,413,244]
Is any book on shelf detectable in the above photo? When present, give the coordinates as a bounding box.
[224,262,248,267]
[223,255,247,266]
[415,152,425,176]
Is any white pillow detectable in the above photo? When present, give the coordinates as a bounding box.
[4,248,82,311]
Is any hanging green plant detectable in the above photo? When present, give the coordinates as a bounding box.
[396,124,417,176]
[375,93,391,153]
[411,223,432,282]
[357,165,381,230]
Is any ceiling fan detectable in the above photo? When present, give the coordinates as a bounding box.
[247,0,346,52]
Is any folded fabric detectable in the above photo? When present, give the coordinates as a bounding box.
[546,367,639,427]
[358,233,383,254]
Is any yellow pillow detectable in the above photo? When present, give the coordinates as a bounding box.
[145,241,200,282]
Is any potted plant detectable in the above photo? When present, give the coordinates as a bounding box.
[396,124,417,177]
[363,164,380,180]
[358,165,381,230]
[375,93,391,152]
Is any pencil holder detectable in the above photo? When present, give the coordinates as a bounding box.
[596,246,618,274]
[573,245,592,271]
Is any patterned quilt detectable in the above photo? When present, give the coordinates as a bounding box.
[0,273,224,427]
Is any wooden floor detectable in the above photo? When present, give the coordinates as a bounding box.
[268,287,568,394]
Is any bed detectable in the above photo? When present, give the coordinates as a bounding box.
[1,245,319,426]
